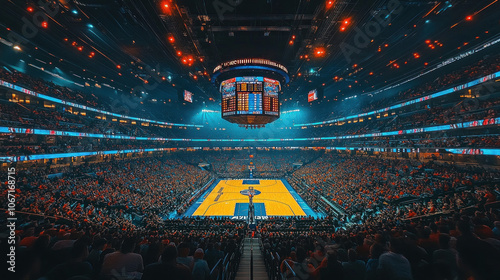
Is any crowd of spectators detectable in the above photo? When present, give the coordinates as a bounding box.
[313,54,500,124]
[11,216,244,280]
[260,205,500,280]
[0,101,169,138]
[289,153,499,218]
[1,56,499,150]
[347,135,500,149]
[2,90,497,142]
[258,152,500,280]
[0,141,174,156]
[3,156,211,230]
[1,52,500,280]
[0,68,103,109]
[185,150,320,178]
[2,150,499,280]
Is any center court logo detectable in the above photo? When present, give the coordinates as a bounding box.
[240,189,261,196]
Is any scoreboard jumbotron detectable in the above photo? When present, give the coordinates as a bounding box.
[221,76,280,116]
[213,59,288,128]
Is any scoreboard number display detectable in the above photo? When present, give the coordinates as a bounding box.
[221,76,280,117]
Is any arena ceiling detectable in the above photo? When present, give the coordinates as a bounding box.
[0,0,499,119]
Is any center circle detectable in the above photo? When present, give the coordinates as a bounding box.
[240,189,261,196]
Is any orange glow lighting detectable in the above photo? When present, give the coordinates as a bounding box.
[161,1,173,15]
[314,47,326,57]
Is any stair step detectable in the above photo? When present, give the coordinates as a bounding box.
[235,238,269,280]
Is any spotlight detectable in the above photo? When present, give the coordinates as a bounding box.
[161,1,172,15]
[314,47,326,57]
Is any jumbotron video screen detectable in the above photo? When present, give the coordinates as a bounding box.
[221,76,280,118]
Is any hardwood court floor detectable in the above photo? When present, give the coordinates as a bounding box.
[192,179,306,217]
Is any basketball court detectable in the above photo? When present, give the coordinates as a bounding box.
[184,179,317,218]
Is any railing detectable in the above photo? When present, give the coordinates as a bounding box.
[283,259,298,280]
[262,242,301,280]
[250,238,254,280]
[210,257,223,280]
[211,239,244,280]
[261,237,282,280]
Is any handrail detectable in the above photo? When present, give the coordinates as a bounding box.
[210,258,222,276]
[224,262,229,280]
[283,259,297,277]
[250,238,254,280]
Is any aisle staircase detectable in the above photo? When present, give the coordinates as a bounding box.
[235,238,269,280]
